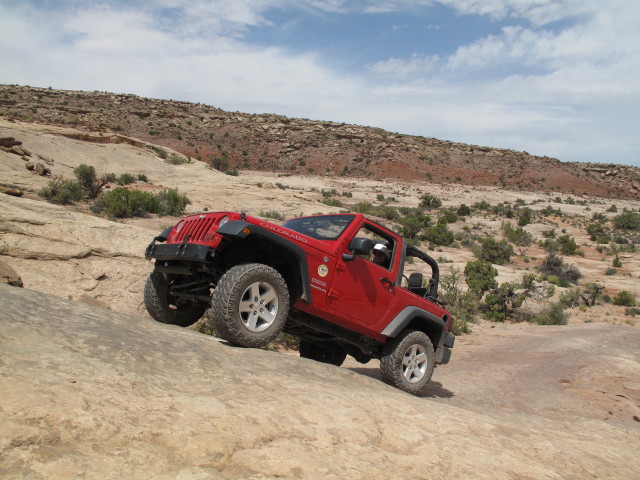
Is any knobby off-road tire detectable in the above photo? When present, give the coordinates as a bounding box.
[209,263,289,348]
[299,341,347,366]
[144,271,207,327]
[380,329,435,396]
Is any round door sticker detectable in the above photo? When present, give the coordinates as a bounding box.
[318,264,329,277]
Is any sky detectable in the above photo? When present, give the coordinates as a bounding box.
[1,0,639,166]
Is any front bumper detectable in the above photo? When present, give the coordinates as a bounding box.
[145,242,211,263]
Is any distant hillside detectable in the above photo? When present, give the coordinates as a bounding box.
[1,85,638,199]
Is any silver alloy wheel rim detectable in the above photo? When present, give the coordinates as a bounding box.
[238,281,279,332]
[402,343,428,383]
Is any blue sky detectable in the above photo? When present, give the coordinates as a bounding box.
[1,0,638,166]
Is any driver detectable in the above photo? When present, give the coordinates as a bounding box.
[372,243,391,268]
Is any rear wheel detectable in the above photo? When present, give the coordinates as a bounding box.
[144,271,207,327]
[209,263,289,348]
[299,341,347,366]
[380,329,435,395]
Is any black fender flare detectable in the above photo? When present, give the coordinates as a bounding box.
[381,306,450,362]
[217,220,312,303]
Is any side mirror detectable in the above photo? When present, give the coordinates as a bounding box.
[342,237,374,261]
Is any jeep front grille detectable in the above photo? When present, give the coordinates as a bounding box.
[173,217,216,244]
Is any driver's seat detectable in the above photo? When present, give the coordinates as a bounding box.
[408,272,427,297]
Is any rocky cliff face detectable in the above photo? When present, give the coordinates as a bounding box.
[2,84,638,199]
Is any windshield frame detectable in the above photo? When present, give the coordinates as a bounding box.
[282,214,355,241]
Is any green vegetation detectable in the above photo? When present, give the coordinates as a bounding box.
[440,266,478,335]
[531,302,568,325]
[517,207,533,226]
[38,177,84,204]
[91,187,190,218]
[474,238,513,265]
[464,260,498,297]
[538,254,581,287]
[613,210,640,230]
[322,198,343,207]
[421,223,454,246]
[73,164,108,199]
[419,194,442,209]
[502,222,532,247]
[260,209,285,220]
[613,290,636,307]
[118,173,136,185]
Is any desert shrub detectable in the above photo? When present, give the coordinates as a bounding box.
[464,260,498,297]
[612,255,622,267]
[74,164,108,198]
[474,238,513,265]
[473,200,491,210]
[104,173,117,183]
[502,222,532,247]
[439,266,478,335]
[457,204,471,216]
[586,223,609,242]
[225,169,239,176]
[260,209,284,220]
[518,207,533,226]
[322,198,342,207]
[613,210,640,230]
[560,288,583,308]
[557,235,580,255]
[39,177,84,204]
[625,307,640,317]
[352,201,374,215]
[538,254,581,285]
[137,173,149,183]
[613,290,636,307]
[210,156,229,171]
[421,223,454,246]
[377,206,400,222]
[419,194,442,209]
[438,210,458,224]
[532,303,568,325]
[92,187,159,218]
[605,267,617,276]
[399,215,424,239]
[167,154,190,165]
[157,188,190,216]
[91,187,189,218]
[118,173,136,185]
[152,146,168,159]
[582,283,604,306]
[484,282,526,322]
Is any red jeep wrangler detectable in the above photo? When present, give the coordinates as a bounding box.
[144,211,454,395]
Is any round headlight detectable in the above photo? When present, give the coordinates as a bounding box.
[218,215,230,227]
[175,220,184,233]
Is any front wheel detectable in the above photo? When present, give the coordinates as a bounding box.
[144,271,207,327]
[380,330,435,395]
[209,263,289,348]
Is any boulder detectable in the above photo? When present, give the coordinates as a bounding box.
[0,260,23,287]
[0,186,23,197]
[0,136,21,148]
[9,145,31,156]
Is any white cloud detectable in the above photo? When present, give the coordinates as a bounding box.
[0,0,638,165]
